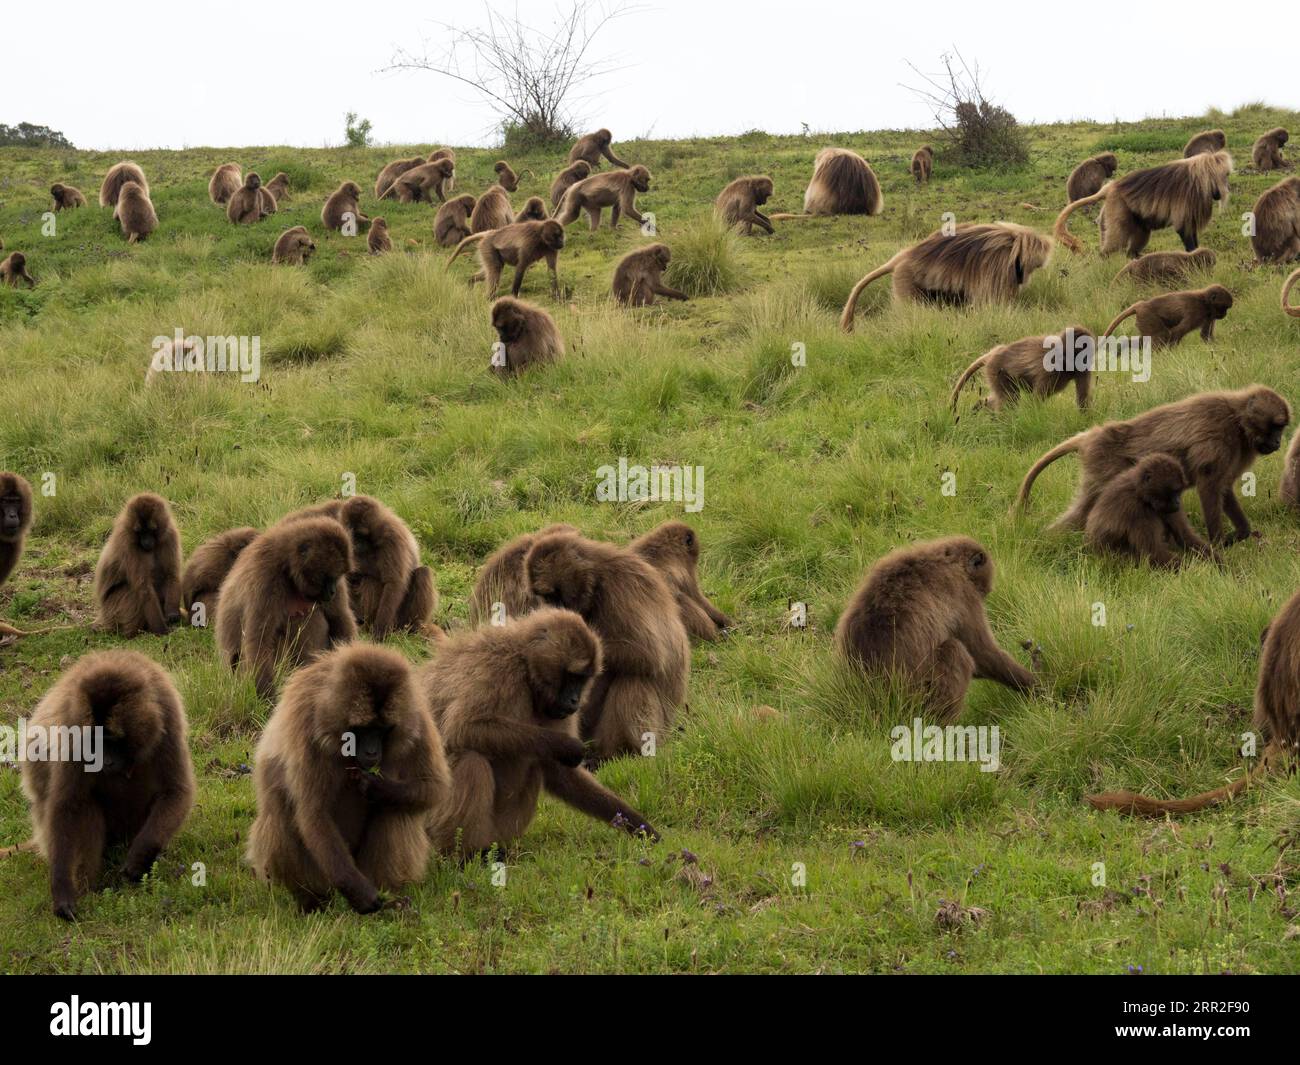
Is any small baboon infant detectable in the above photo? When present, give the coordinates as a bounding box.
[1084,453,1217,568]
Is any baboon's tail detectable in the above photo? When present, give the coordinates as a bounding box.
[839,251,906,333]
[1015,433,1089,508]
[1103,302,1143,338]
[1283,268,1300,318]
[446,232,489,267]
[1085,749,1275,816]
[1053,185,1111,253]
[767,213,820,221]
[0,840,37,858]
[0,622,71,638]
[949,354,989,414]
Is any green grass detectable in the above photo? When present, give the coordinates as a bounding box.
[3,108,1300,974]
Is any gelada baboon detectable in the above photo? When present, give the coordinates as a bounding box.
[1183,129,1226,158]
[514,196,548,223]
[114,181,157,244]
[911,145,934,185]
[524,533,690,763]
[550,160,591,208]
[554,166,652,230]
[568,128,628,170]
[264,172,290,205]
[1249,177,1300,262]
[50,183,87,210]
[227,172,267,225]
[375,156,426,199]
[1017,385,1291,542]
[424,608,657,858]
[1084,453,1215,568]
[180,527,259,627]
[840,223,1054,332]
[950,327,1095,414]
[247,644,449,912]
[612,244,688,306]
[1054,151,1232,255]
[1114,247,1217,285]
[796,147,883,216]
[272,226,316,265]
[468,524,580,627]
[628,521,732,641]
[0,651,195,920]
[469,185,513,233]
[449,219,565,300]
[0,472,33,586]
[98,161,148,208]
[495,160,533,192]
[1253,127,1289,171]
[490,296,564,375]
[434,194,477,247]
[428,148,455,167]
[94,493,182,637]
[1285,268,1300,319]
[449,198,550,258]
[715,175,775,235]
[209,162,242,204]
[330,495,436,639]
[1102,284,1233,349]
[367,217,392,255]
[216,516,357,698]
[833,537,1037,723]
[389,159,455,205]
[0,252,35,288]
[321,181,369,232]
[1065,152,1117,203]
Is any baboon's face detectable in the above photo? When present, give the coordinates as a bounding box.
[1245,391,1290,455]
[526,619,599,720]
[458,195,476,213]
[654,246,672,270]
[340,498,383,549]
[631,167,650,192]
[1138,458,1187,514]
[492,305,525,343]
[0,491,28,538]
[542,221,565,250]
[290,528,352,602]
[84,674,164,766]
[7,254,25,272]
[246,173,261,189]
[753,178,773,203]
[596,130,612,146]
[1208,286,1233,317]
[1099,153,1118,176]
[1277,130,1290,146]
[343,182,360,198]
[130,500,168,553]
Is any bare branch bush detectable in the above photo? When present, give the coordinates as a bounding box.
[904,51,1029,169]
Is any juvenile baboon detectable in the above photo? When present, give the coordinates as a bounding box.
[715,175,775,235]
[1017,385,1291,542]
[1054,151,1232,255]
[0,651,195,920]
[247,644,449,912]
[216,516,357,699]
[568,128,629,170]
[1114,247,1217,285]
[449,219,565,300]
[263,172,290,205]
[50,183,87,210]
[490,296,564,375]
[468,524,581,626]
[114,181,157,244]
[367,217,392,255]
[950,327,1095,414]
[98,161,149,208]
[550,160,591,208]
[612,243,688,306]
[1249,177,1300,262]
[329,495,435,639]
[434,194,477,247]
[424,608,657,858]
[911,145,934,185]
[833,536,1037,723]
[1084,453,1215,568]
[524,533,690,763]
[258,186,278,216]
[840,223,1054,331]
[1253,127,1289,171]
[0,252,35,288]
[321,181,370,232]
[375,156,425,199]
[1102,284,1233,349]
[629,521,732,641]
[1065,152,1117,203]
[495,161,530,192]
[94,493,182,637]
[272,226,316,265]
[469,185,513,233]
[389,159,455,205]
[1183,129,1226,158]
[554,166,652,230]
[800,147,883,216]
[180,527,259,626]
[209,163,242,204]
[514,196,548,223]
[227,172,267,224]
[1285,268,1300,319]
[0,472,33,586]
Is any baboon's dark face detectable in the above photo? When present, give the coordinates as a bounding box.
[1,493,28,537]
[753,179,773,204]
[493,306,525,343]
[8,254,25,272]
[596,130,612,146]
[1278,130,1290,146]
[130,503,167,552]
[631,168,650,192]
[1139,460,1187,514]
[542,222,565,250]
[458,195,476,213]
[1209,288,1233,318]
[343,182,360,198]
[246,173,261,189]
[1099,154,1118,176]
[1245,393,1290,455]
[346,724,389,770]
[655,247,671,270]
[99,735,134,775]
[290,530,352,601]
[526,621,598,720]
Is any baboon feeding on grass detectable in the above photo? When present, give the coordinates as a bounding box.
[321,181,369,232]
[949,327,1096,413]
[1114,248,1217,285]
[550,160,591,208]
[94,493,182,637]
[389,159,455,205]
[329,495,436,639]
[1249,177,1300,262]
[470,185,513,233]
[911,145,933,185]
[449,219,565,300]
[468,524,580,627]
[434,195,477,247]
[612,244,688,306]
[1253,128,1289,171]
[367,217,392,255]
[0,472,33,587]
[227,172,267,225]
[50,183,87,210]
[490,296,564,375]
[0,252,35,288]
[715,176,775,234]
[272,226,316,265]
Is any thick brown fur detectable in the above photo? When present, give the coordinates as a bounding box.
[1285,268,1300,320]
[247,644,449,911]
[833,536,1037,723]
[98,162,149,208]
[94,493,182,637]
[491,296,564,375]
[950,327,1095,414]
[367,217,392,255]
[802,148,884,216]
[330,495,436,639]
[1114,248,1217,285]
[0,252,35,288]
[554,166,652,230]
[911,145,933,185]
[1102,284,1233,349]
[1253,127,1289,171]
[263,172,290,205]
[272,226,316,265]
[227,172,267,225]
[114,181,157,244]
[1249,177,1300,262]
[0,471,34,586]
[495,160,528,192]
[321,181,370,232]
[715,176,775,235]
[469,185,513,233]
[179,527,260,627]
[468,524,581,627]
[1,650,194,920]
[374,156,425,199]
[1084,453,1215,568]
[568,128,628,170]
[389,159,455,205]
[550,160,591,208]
[1065,152,1117,203]
[433,194,477,247]
[450,219,565,300]
[612,243,687,306]
[1184,129,1226,157]
[50,183,87,210]
[209,163,242,205]
[628,521,732,641]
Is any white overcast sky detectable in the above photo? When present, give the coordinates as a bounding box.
[7,0,1293,149]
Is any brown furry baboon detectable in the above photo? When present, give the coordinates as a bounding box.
[1017,385,1291,542]
[258,186,278,216]
[264,172,290,205]
[568,128,628,170]
[216,515,357,698]
[93,493,182,637]
[389,159,455,205]
[524,533,690,763]
[50,183,87,210]
[0,472,33,586]
[1065,152,1117,203]
[424,608,657,858]
[227,172,267,225]
[328,495,436,639]
[428,148,455,166]
[1184,129,1226,158]
[1253,127,1289,171]
[911,145,934,185]
[468,525,580,627]
[321,181,370,232]
[209,163,242,204]
[375,156,425,199]
[950,327,1095,414]
[554,166,652,230]
[1102,284,1233,349]
[1054,151,1232,255]
[833,536,1037,723]
[272,226,316,265]
[490,296,564,375]
[550,160,591,208]
[0,651,194,920]
[0,252,35,288]
[1084,453,1215,568]
[612,243,687,306]
[1114,247,1217,285]
[180,527,259,627]
[448,219,565,300]
[98,161,148,208]
[514,196,547,222]
[469,185,513,233]
[495,161,527,192]
[114,181,157,244]
[716,175,775,235]
[628,521,732,641]
[367,217,392,255]
[800,147,883,216]
[1285,268,1300,319]
[247,644,449,912]
[1249,177,1300,262]
[840,223,1054,331]
[434,194,477,247]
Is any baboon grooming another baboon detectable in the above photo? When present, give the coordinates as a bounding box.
[1065,152,1117,203]
[715,176,775,235]
[1114,248,1217,285]
[0,472,33,586]
[424,608,658,858]
[328,495,435,639]
[568,128,629,170]
[629,521,732,641]
[1016,385,1291,542]
[833,537,1037,723]
[1102,284,1233,349]
[449,219,565,300]
[612,244,688,306]
[469,185,513,233]
[1183,129,1226,158]
[0,651,195,920]
[911,145,933,185]
[374,156,426,199]
[272,226,316,265]
[227,172,267,224]
[434,195,477,247]
[247,644,449,912]
[389,159,455,205]
[209,163,242,204]
[468,524,580,627]
[114,181,157,244]
[490,296,564,375]
[1285,268,1300,319]
[1253,127,1290,171]
[0,252,35,288]
[549,160,591,208]
[1054,151,1232,255]
[1084,453,1215,568]
[1249,177,1300,262]
[367,217,392,255]
[839,223,1053,331]
[98,161,149,208]
[180,527,260,627]
[94,493,182,637]
[321,181,369,232]
[800,148,883,216]
[555,166,652,230]
[50,183,87,210]
[950,327,1096,413]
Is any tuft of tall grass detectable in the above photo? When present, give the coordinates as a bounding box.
[664,212,746,296]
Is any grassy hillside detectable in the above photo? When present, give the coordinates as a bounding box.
[2,103,1300,974]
